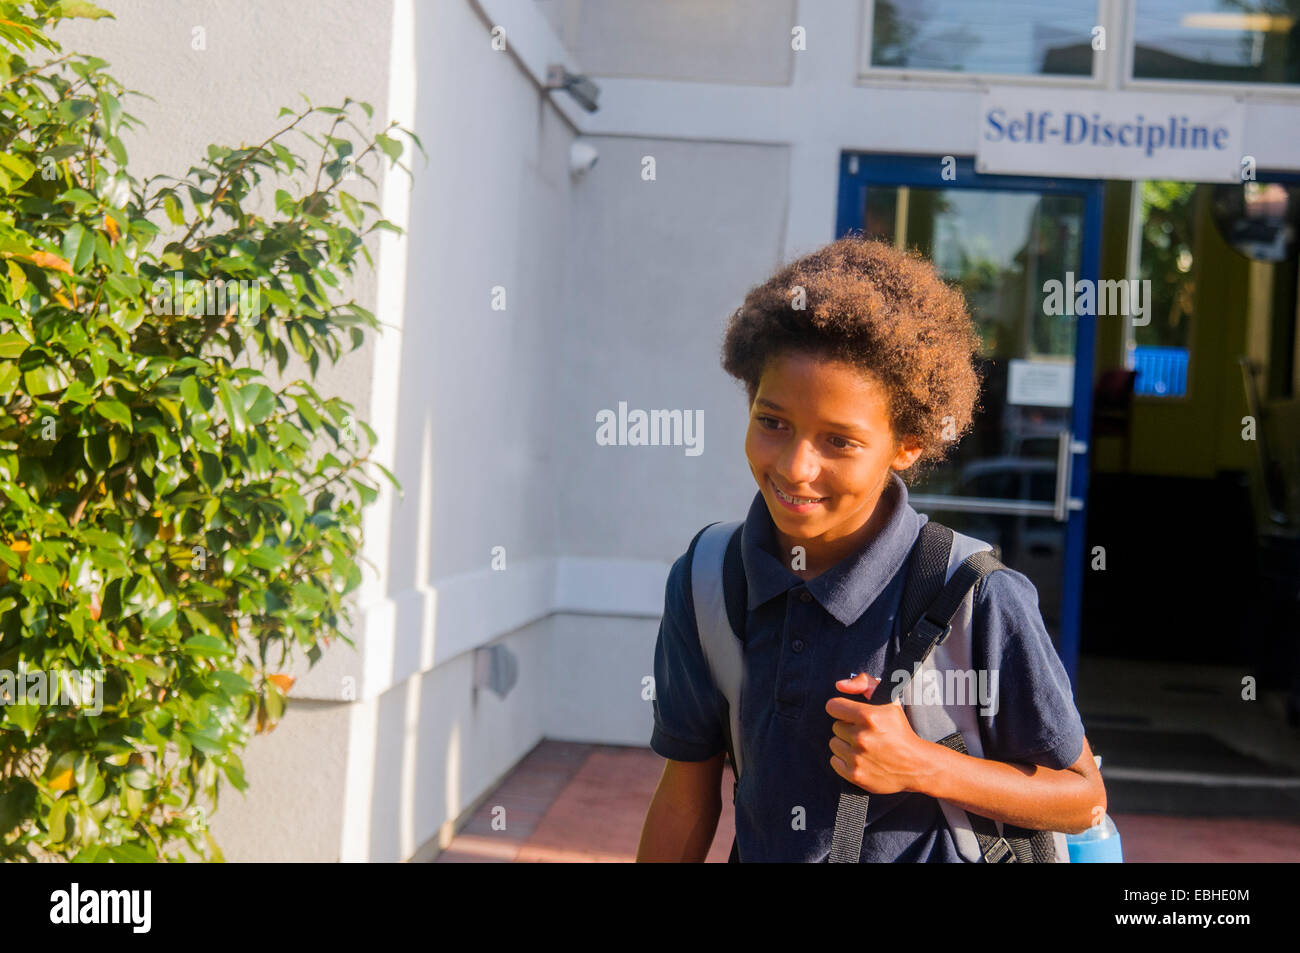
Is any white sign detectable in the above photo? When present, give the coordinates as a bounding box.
[976,88,1245,182]
[1007,358,1074,408]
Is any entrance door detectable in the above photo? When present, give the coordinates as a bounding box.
[836,154,1103,688]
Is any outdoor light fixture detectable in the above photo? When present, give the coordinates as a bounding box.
[569,141,599,178]
[545,63,599,112]
[473,643,519,700]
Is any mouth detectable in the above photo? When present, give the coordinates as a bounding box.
[768,476,828,512]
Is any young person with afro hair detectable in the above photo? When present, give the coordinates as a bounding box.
[638,235,1105,862]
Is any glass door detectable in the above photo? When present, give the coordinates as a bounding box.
[837,154,1103,687]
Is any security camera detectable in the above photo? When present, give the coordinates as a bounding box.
[546,63,600,113]
[570,141,598,178]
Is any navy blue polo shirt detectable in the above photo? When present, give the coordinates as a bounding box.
[649,470,1085,862]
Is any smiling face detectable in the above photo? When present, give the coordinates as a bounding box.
[745,351,922,575]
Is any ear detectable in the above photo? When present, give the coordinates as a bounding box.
[891,438,924,471]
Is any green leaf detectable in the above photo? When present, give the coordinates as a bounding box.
[92,399,133,430]
[23,364,67,395]
[0,333,27,359]
[84,433,111,469]
[61,223,94,272]
[292,582,327,611]
[241,383,276,423]
[374,133,402,163]
[163,193,185,226]
[199,452,223,489]
[179,375,199,412]
[105,136,128,166]
[47,797,70,843]
[26,561,60,594]
[97,90,122,133]
[123,766,153,790]
[246,548,284,571]
[55,2,115,19]
[0,362,17,399]
[183,634,233,657]
[106,842,157,863]
[339,191,362,227]
[217,379,247,435]
[55,188,98,211]
[3,703,39,735]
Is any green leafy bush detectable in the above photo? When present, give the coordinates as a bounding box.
[0,0,417,860]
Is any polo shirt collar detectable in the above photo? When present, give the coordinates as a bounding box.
[740,470,923,627]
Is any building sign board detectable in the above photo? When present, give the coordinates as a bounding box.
[977,87,1246,182]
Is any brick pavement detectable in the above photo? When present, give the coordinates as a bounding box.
[432,739,1300,863]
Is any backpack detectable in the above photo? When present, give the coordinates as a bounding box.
[689,517,1070,863]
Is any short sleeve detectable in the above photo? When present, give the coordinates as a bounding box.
[970,567,1085,771]
[648,535,728,762]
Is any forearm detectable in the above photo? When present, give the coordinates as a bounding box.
[636,785,721,862]
[915,741,1101,834]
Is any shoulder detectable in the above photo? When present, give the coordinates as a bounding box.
[967,562,1057,673]
[972,562,1042,613]
[663,522,722,622]
[967,563,1084,768]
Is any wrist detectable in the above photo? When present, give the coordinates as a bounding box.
[912,738,955,799]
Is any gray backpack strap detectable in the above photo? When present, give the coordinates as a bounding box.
[914,529,1070,863]
[906,528,1000,863]
[690,520,745,780]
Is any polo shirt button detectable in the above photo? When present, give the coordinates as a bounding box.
[799,591,812,603]
[792,639,805,653]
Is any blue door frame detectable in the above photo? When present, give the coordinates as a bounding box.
[835,153,1105,691]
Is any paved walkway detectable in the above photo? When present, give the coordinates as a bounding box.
[434,659,1300,862]
[432,739,1300,863]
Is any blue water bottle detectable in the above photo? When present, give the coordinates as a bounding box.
[1065,756,1123,862]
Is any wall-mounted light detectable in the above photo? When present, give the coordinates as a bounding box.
[569,141,599,178]
[545,63,600,112]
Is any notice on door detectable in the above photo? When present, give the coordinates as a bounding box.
[1007,358,1074,407]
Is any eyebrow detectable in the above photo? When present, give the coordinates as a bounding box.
[755,398,870,435]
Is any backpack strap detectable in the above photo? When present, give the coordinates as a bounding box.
[828,520,957,862]
[690,521,746,780]
[917,528,1068,863]
[829,521,1043,863]
[934,731,1061,862]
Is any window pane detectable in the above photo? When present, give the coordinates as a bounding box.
[1129,181,1198,396]
[1133,0,1300,84]
[870,0,1098,75]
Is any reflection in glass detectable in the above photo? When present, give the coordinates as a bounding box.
[1212,181,1300,262]
[1126,182,1197,396]
[861,183,1085,630]
[870,0,1097,75]
[863,184,1081,487]
[1133,0,1300,84]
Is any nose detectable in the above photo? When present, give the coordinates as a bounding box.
[777,436,820,486]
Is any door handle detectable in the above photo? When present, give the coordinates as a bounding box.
[1053,429,1088,522]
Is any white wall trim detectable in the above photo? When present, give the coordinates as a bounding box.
[322,554,672,704]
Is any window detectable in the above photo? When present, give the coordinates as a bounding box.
[1131,0,1300,86]
[1125,181,1199,397]
[1212,179,1300,399]
[867,0,1101,77]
